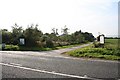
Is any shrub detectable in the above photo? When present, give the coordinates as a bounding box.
[4,45,19,51]
[93,41,104,48]
[113,49,120,56]
[45,40,54,48]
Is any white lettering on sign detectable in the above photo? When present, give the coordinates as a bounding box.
[100,36,104,44]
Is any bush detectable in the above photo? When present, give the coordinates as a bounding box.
[45,40,54,48]
[93,41,104,48]
[113,49,120,56]
[3,45,19,51]
[12,47,18,50]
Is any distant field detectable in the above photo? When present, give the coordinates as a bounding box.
[66,39,120,60]
[105,39,119,49]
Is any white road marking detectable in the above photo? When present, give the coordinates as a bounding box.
[9,63,22,66]
[0,62,98,79]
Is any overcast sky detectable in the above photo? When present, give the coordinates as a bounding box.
[0,0,119,37]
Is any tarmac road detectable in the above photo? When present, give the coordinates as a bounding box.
[0,43,119,79]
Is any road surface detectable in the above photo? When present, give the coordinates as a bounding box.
[0,43,119,79]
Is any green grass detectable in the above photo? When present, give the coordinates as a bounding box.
[3,45,54,51]
[105,39,119,49]
[66,39,120,60]
[3,43,83,51]
[4,45,19,50]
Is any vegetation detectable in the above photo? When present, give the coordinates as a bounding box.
[66,39,120,60]
[3,43,84,51]
[0,23,95,51]
[104,39,119,49]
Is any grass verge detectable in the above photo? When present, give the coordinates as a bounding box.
[3,43,84,51]
[65,39,120,60]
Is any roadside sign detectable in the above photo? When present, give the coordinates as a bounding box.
[100,35,104,44]
[20,38,25,45]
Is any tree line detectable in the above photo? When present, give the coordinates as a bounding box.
[0,23,95,48]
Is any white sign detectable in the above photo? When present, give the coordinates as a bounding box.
[20,38,25,45]
[100,35,104,44]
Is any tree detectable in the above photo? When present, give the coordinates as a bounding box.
[11,23,23,45]
[70,30,85,44]
[41,34,54,48]
[51,28,59,45]
[1,29,12,44]
[1,23,95,48]
[61,25,69,35]
[59,25,70,45]
[82,32,95,42]
[52,28,59,35]
[52,28,56,34]
[23,24,43,47]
